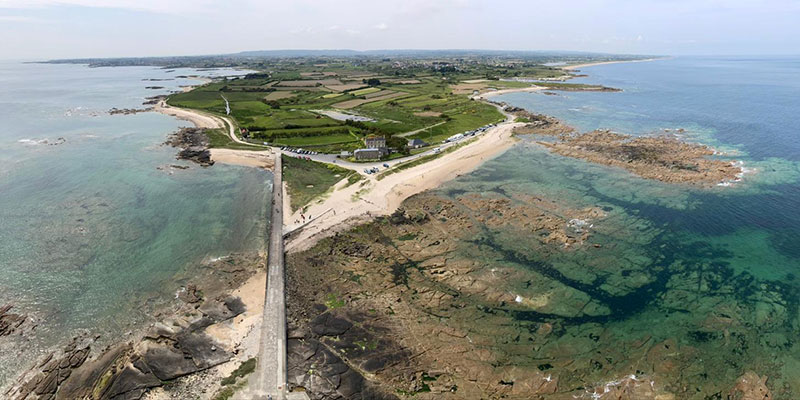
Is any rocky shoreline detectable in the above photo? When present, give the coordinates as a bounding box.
[6,254,264,400]
[508,109,743,187]
[108,107,152,116]
[164,127,214,166]
[284,191,777,399]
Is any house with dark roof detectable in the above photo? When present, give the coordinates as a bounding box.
[407,138,428,149]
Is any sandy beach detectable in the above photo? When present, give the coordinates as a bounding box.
[209,148,274,169]
[154,100,274,167]
[562,58,661,70]
[154,100,223,129]
[472,86,546,100]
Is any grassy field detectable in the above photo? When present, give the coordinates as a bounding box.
[282,155,355,211]
[167,59,561,154]
[351,87,381,96]
[205,128,270,150]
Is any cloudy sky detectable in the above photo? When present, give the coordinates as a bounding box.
[1,0,799,60]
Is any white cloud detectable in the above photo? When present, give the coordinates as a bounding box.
[373,22,388,30]
[0,0,216,14]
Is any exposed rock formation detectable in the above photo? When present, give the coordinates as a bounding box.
[108,107,152,115]
[9,294,244,400]
[511,112,575,136]
[142,95,166,106]
[538,130,742,186]
[164,127,214,166]
[0,304,26,336]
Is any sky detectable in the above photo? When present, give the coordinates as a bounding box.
[1,0,799,60]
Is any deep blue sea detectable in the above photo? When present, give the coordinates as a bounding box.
[435,56,800,397]
[0,62,270,388]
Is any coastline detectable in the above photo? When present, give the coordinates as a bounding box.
[561,57,663,70]
[283,107,522,253]
[472,86,547,100]
[154,100,275,169]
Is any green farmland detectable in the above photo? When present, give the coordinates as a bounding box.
[167,58,565,153]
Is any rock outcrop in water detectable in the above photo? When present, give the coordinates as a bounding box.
[511,112,575,136]
[0,305,26,337]
[164,127,214,166]
[511,111,745,187]
[108,107,152,115]
[539,130,741,186]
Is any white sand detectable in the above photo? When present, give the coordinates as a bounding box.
[154,100,223,129]
[472,86,546,100]
[209,148,274,169]
[562,58,660,70]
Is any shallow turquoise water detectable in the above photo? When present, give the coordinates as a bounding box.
[436,57,800,397]
[0,62,269,386]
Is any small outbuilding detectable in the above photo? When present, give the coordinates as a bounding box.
[408,138,428,149]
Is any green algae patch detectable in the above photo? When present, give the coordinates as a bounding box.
[221,357,256,386]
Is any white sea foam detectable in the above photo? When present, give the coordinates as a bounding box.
[18,138,48,145]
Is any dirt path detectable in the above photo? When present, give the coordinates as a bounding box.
[396,120,447,137]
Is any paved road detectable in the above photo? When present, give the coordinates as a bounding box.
[253,154,288,399]
[279,135,467,175]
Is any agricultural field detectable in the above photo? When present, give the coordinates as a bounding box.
[166,56,569,153]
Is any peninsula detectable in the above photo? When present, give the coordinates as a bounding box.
[8,52,762,400]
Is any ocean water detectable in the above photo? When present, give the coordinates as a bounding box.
[437,57,800,397]
[0,62,270,387]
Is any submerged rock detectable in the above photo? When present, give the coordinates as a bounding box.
[729,371,772,400]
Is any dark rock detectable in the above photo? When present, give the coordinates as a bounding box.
[198,295,246,322]
[0,304,26,336]
[178,146,214,166]
[108,107,151,115]
[165,128,214,166]
[141,342,198,381]
[104,365,161,399]
[176,331,231,369]
[287,338,399,400]
[310,313,352,336]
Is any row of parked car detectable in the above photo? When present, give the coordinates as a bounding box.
[363,164,390,174]
[281,147,318,156]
